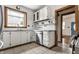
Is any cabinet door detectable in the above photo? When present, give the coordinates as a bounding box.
[42,7,48,20]
[43,31,55,48]
[43,31,49,47]
[39,7,48,20]
[20,31,28,44]
[37,12,39,20]
[35,12,37,21]
[33,14,35,21]
[31,31,36,41]
[27,31,31,42]
[27,31,36,42]
[2,32,10,48]
[39,9,43,20]
[11,32,21,46]
[48,31,55,47]
[43,31,49,42]
[44,7,48,19]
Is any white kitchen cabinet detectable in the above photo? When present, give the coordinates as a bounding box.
[20,31,28,44]
[43,31,55,48]
[2,32,11,48]
[34,12,37,21]
[41,7,48,20]
[27,31,31,42]
[31,31,36,41]
[20,31,35,44]
[11,32,21,46]
[39,9,43,20]
[10,31,35,47]
[34,6,50,21]
[27,31,35,42]
[0,31,36,49]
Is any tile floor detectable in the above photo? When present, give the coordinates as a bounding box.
[0,43,73,54]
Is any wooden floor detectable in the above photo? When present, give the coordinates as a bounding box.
[62,36,71,44]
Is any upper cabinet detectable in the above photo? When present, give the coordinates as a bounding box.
[33,6,50,22]
[34,12,36,21]
[40,7,48,20]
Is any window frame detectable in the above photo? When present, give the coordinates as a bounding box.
[4,6,27,28]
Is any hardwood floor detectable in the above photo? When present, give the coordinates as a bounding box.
[62,36,71,44]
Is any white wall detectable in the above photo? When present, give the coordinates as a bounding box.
[47,5,66,19]
[47,5,67,41]
[2,5,34,31]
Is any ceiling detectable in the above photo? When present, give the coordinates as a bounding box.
[23,5,45,11]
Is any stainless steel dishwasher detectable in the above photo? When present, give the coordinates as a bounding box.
[36,31,43,45]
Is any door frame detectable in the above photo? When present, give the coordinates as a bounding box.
[55,5,79,46]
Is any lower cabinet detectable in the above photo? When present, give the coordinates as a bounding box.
[2,32,11,48]
[27,31,36,42]
[31,31,36,42]
[20,31,28,44]
[43,31,55,48]
[0,30,55,49]
[11,32,21,46]
[27,31,31,42]
[0,31,36,49]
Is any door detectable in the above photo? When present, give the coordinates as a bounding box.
[62,14,75,48]
[55,5,78,46]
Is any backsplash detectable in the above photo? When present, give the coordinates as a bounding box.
[33,19,55,30]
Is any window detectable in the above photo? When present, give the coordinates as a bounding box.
[4,7,27,28]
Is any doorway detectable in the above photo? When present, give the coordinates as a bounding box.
[55,5,79,47]
[62,13,75,48]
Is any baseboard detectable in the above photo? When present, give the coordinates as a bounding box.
[0,41,56,51]
[49,45,56,49]
[58,41,62,43]
[35,42,56,49]
[0,41,35,51]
